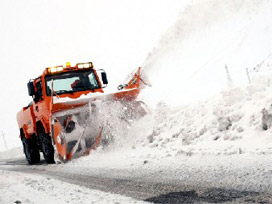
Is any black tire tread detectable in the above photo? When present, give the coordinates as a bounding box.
[22,135,40,165]
[39,128,55,164]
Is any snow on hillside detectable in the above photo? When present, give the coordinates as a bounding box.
[130,56,272,156]
[83,55,272,162]
[132,76,272,156]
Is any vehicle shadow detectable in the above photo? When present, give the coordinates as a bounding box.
[144,188,262,204]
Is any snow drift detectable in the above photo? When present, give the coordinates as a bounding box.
[99,55,272,158]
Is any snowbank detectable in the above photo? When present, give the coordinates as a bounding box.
[86,55,272,160]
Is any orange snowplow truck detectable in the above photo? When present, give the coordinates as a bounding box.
[17,62,146,164]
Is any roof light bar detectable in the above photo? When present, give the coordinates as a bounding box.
[77,62,93,69]
[47,66,64,74]
[49,67,57,73]
[78,64,84,69]
[56,67,63,72]
[46,62,93,74]
[83,63,90,68]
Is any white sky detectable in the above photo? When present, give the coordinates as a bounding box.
[0,0,190,150]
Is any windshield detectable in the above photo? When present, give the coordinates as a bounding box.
[45,70,100,96]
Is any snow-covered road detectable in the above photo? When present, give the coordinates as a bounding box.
[1,154,272,203]
[0,157,148,204]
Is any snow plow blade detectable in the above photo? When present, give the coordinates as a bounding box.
[65,127,103,161]
[51,67,149,163]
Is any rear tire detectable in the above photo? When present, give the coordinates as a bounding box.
[22,135,40,165]
[38,128,55,164]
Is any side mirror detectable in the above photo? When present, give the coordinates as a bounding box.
[27,81,35,96]
[101,72,108,85]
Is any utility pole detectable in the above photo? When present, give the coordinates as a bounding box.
[246,68,251,84]
[225,65,233,88]
[1,131,8,150]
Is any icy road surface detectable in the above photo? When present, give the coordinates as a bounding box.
[1,154,272,203]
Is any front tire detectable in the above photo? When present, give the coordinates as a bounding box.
[22,135,40,165]
[38,128,55,164]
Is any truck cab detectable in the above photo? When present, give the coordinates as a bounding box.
[17,62,108,164]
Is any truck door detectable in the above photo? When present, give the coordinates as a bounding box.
[33,79,44,121]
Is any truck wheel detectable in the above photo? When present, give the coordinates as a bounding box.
[22,135,40,165]
[39,128,55,164]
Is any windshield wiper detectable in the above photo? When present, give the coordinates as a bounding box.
[75,85,95,91]
[56,90,74,95]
